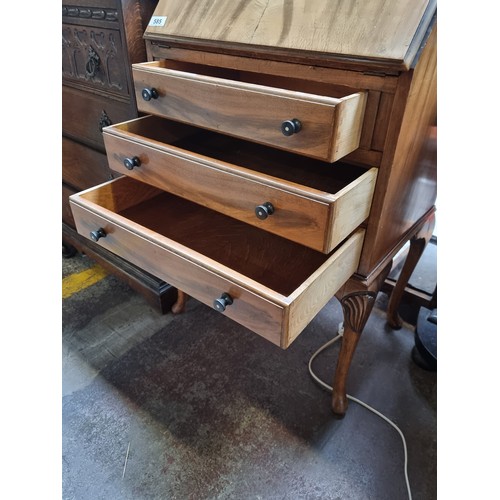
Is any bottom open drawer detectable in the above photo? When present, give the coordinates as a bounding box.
[69,176,364,348]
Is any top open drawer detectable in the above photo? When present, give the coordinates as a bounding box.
[132,60,367,162]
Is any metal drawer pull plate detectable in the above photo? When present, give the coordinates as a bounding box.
[123,156,141,170]
[90,228,106,242]
[85,46,100,77]
[141,87,159,101]
[255,202,275,220]
[281,118,302,136]
[213,293,233,312]
[98,110,112,132]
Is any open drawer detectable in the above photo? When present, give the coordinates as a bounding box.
[103,116,377,253]
[69,176,365,348]
[132,60,367,162]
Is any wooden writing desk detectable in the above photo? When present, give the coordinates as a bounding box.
[70,0,437,416]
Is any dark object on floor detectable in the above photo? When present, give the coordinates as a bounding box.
[62,242,77,259]
[412,306,437,371]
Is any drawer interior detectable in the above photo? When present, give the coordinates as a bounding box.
[121,193,331,296]
[114,115,369,195]
[144,60,359,100]
[80,180,334,296]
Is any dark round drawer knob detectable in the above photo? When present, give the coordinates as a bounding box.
[123,156,141,170]
[255,202,275,220]
[141,87,159,101]
[90,228,106,242]
[213,293,233,313]
[281,118,302,136]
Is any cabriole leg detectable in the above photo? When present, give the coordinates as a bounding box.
[331,291,377,416]
[331,263,391,416]
[387,213,436,329]
[171,290,188,314]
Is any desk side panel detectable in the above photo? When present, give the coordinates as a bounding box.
[357,25,437,277]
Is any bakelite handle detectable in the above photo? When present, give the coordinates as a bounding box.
[281,118,302,136]
[213,293,233,312]
[141,87,159,101]
[123,156,141,170]
[255,202,275,220]
[90,228,106,242]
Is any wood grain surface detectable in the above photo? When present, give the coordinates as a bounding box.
[145,0,435,69]
[70,177,365,347]
[132,60,366,161]
[358,26,437,276]
[103,115,376,252]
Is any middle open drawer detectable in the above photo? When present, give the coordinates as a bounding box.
[103,115,377,253]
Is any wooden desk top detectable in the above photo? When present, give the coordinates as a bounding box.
[145,0,436,71]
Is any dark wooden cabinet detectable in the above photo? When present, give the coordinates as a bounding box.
[62,0,177,313]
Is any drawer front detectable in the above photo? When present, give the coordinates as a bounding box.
[62,85,132,150]
[69,177,364,347]
[103,116,377,253]
[132,62,366,162]
[63,137,112,190]
[71,202,285,346]
[62,22,129,97]
[104,132,331,252]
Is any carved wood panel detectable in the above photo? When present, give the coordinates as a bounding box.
[62,23,129,96]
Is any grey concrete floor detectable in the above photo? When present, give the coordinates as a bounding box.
[62,249,436,500]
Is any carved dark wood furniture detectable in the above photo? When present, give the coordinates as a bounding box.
[69,0,437,416]
[62,0,177,313]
